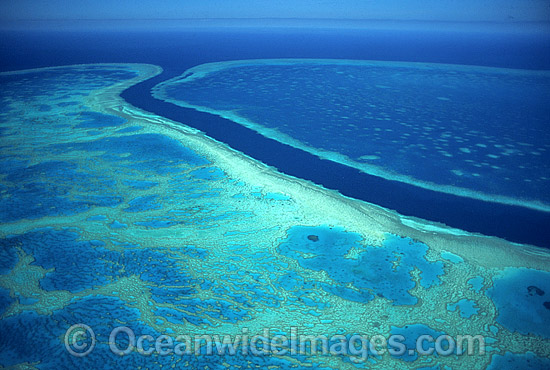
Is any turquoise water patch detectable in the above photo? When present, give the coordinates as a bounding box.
[441,251,464,264]
[468,276,484,292]
[447,299,479,318]
[265,192,291,201]
[109,220,127,229]
[277,226,443,305]
[487,268,550,338]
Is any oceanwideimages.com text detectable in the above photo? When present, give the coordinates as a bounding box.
[65,324,486,362]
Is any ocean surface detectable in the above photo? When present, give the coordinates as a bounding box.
[0,24,550,369]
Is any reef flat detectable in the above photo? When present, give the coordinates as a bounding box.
[0,64,549,369]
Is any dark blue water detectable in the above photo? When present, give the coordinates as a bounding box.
[1,27,549,247]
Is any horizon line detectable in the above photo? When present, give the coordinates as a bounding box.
[3,17,549,23]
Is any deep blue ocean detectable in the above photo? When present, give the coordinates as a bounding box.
[1,26,549,246]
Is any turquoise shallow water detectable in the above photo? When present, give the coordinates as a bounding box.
[1,64,550,369]
[153,60,550,210]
